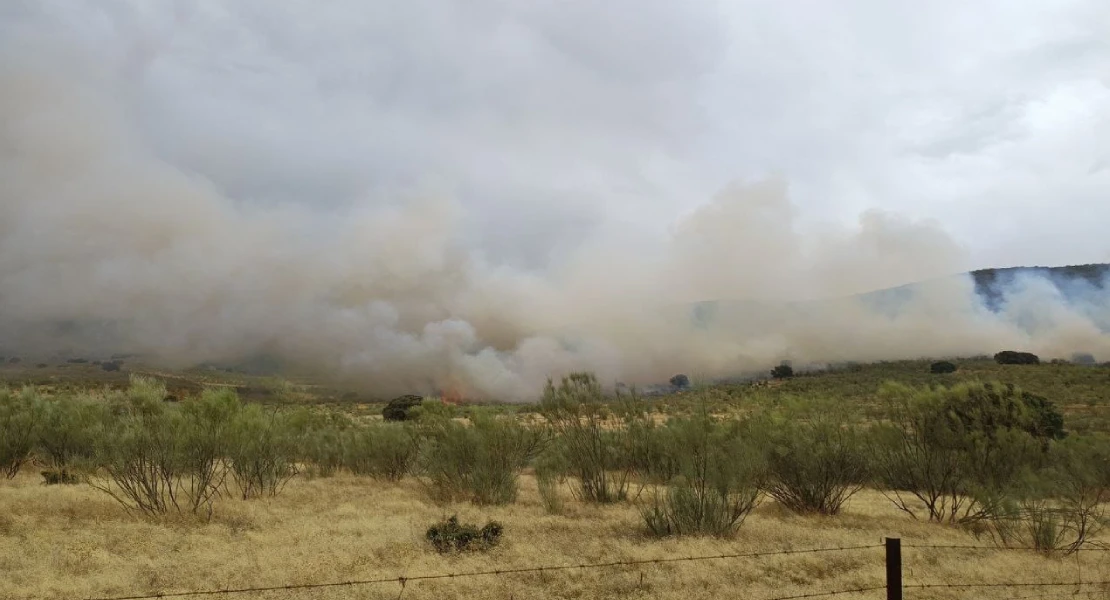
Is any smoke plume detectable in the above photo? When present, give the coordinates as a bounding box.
[1,29,1107,401]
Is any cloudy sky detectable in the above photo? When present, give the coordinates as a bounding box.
[4,0,1109,270]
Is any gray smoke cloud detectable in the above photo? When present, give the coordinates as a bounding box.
[1,9,1108,400]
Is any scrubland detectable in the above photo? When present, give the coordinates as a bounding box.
[2,357,1110,600]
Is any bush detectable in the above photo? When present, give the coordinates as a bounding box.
[639,408,763,537]
[101,360,122,372]
[760,405,868,515]
[669,374,690,389]
[539,372,640,503]
[0,386,44,478]
[341,423,418,481]
[870,381,1048,525]
[994,351,1040,365]
[35,393,107,481]
[382,394,424,421]
[930,361,957,374]
[425,515,503,553]
[40,469,81,485]
[227,404,301,499]
[418,410,546,505]
[771,363,794,379]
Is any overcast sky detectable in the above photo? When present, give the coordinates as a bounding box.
[4,0,1109,272]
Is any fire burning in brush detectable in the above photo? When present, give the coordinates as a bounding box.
[439,382,465,406]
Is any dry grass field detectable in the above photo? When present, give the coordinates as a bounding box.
[3,356,1110,600]
[3,471,1108,600]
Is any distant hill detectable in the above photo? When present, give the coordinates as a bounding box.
[969,263,1109,311]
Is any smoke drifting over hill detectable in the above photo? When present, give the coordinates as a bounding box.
[2,31,1108,400]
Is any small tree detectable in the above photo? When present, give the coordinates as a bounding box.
[382,395,424,421]
[669,374,690,389]
[771,364,794,379]
[995,351,1040,365]
[930,361,957,374]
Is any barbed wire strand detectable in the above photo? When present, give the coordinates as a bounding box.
[903,544,1110,552]
[905,579,1110,592]
[763,584,886,600]
[81,544,883,600]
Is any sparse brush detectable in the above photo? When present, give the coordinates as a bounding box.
[418,409,547,505]
[0,386,44,479]
[35,393,107,482]
[226,405,301,500]
[759,402,869,516]
[341,423,419,481]
[639,406,763,537]
[539,372,641,504]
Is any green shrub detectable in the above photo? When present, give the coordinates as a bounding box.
[0,386,44,478]
[418,410,546,505]
[870,381,1047,525]
[539,372,639,503]
[639,409,763,537]
[760,404,868,515]
[35,393,108,482]
[930,361,957,374]
[382,395,425,421]
[227,404,301,499]
[994,351,1040,365]
[341,423,418,481]
[425,515,503,553]
[771,364,794,379]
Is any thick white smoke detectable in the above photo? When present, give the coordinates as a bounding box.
[1,29,1107,401]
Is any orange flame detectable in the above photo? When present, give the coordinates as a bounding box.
[440,384,464,406]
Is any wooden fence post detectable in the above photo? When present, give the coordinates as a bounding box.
[885,537,902,600]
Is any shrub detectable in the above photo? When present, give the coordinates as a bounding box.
[870,381,1047,525]
[40,469,81,485]
[35,393,107,481]
[418,410,546,505]
[639,408,763,537]
[101,361,122,372]
[425,515,503,553]
[771,364,794,379]
[0,386,44,478]
[760,405,868,515]
[227,404,301,499]
[341,423,419,481]
[8,357,21,364]
[382,394,425,421]
[539,372,639,503]
[930,361,957,374]
[669,374,690,389]
[994,351,1040,365]
[67,358,88,364]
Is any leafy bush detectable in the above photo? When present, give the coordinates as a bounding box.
[101,360,122,372]
[669,374,690,389]
[539,372,640,503]
[870,381,1047,525]
[0,386,44,478]
[341,423,419,481]
[382,394,424,421]
[227,404,301,499]
[425,515,503,553]
[994,351,1040,365]
[760,405,868,515]
[771,364,794,379]
[40,469,81,485]
[35,393,107,481]
[930,361,957,374]
[419,410,546,505]
[639,409,763,537]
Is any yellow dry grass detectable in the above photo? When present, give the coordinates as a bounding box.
[3,473,1109,600]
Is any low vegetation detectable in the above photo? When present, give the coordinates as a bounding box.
[2,355,1110,599]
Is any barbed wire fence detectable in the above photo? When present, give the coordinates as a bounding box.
[70,539,1110,600]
